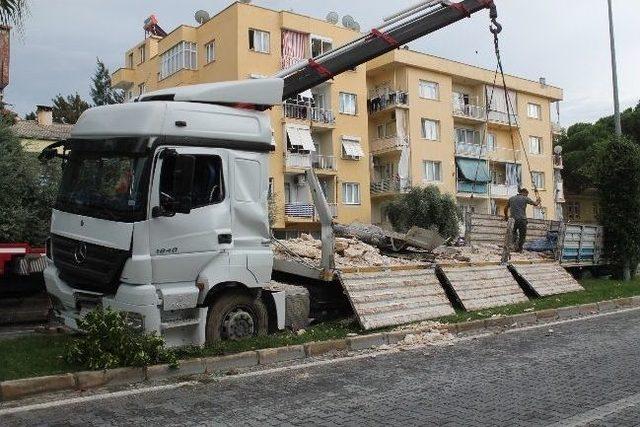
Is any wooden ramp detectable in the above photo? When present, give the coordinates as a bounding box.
[437,264,528,311]
[338,269,455,330]
[509,262,584,297]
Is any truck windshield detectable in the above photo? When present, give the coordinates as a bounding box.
[55,151,149,222]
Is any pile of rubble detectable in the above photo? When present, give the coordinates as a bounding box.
[273,234,422,268]
[432,243,553,264]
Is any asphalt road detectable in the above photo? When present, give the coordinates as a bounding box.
[3,309,640,426]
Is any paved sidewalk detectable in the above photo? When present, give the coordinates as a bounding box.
[3,309,640,426]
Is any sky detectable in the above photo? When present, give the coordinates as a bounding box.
[5,0,640,126]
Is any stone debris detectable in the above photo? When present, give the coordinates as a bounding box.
[273,234,423,268]
[395,330,455,348]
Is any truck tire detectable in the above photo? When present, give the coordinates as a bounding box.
[205,290,268,343]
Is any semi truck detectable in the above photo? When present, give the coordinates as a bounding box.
[40,0,500,347]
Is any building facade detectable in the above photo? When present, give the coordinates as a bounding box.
[11,105,73,153]
[112,2,564,233]
[367,50,564,224]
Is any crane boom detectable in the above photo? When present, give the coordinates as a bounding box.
[277,0,497,100]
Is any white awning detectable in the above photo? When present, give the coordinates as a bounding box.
[342,137,364,157]
[286,124,315,151]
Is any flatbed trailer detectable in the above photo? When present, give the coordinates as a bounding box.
[556,223,607,276]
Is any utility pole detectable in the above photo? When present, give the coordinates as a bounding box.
[607,0,622,137]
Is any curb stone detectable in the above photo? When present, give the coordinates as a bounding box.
[0,373,75,401]
[257,345,305,365]
[304,339,348,357]
[3,297,640,402]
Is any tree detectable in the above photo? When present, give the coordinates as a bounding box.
[0,124,62,245]
[385,186,462,240]
[24,111,35,120]
[594,136,640,281]
[52,92,90,124]
[0,0,28,29]
[90,58,124,106]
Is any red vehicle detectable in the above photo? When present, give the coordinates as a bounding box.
[0,243,47,295]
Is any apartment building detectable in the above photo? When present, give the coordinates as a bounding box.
[112,2,371,236]
[112,2,564,233]
[366,49,564,224]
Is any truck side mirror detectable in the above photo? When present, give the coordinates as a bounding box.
[172,154,195,214]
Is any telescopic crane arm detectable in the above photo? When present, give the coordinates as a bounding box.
[276,0,498,100]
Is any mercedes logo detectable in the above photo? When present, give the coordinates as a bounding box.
[74,242,88,264]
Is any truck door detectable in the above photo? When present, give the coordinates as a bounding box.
[148,147,231,284]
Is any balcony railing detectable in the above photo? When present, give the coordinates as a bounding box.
[551,122,563,134]
[368,90,409,114]
[285,152,312,169]
[312,154,336,170]
[455,141,487,158]
[490,183,519,198]
[370,136,408,154]
[453,104,486,120]
[457,181,488,195]
[488,110,519,126]
[370,177,410,195]
[284,202,338,219]
[487,147,522,162]
[283,103,335,125]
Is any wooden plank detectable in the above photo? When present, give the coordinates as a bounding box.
[437,265,528,311]
[338,269,455,330]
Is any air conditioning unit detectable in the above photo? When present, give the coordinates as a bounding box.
[295,175,308,186]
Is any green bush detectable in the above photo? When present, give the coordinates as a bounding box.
[64,307,176,370]
[384,186,462,240]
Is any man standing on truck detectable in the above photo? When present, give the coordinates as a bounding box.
[504,188,541,252]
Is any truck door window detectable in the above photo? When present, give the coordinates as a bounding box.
[160,155,225,208]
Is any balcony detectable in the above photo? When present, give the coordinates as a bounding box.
[285,152,312,170]
[368,90,409,115]
[284,202,338,220]
[112,68,135,90]
[312,154,336,171]
[457,181,488,195]
[370,177,409,195]
[552,122,563,135]
[453,104,486,122]
[370,136,408,155]
[490,183,518,198]
[283,103,335,126]
[455,141,487,158]
[487,147,522,162]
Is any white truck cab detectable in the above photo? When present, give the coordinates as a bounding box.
[44,79,287,347]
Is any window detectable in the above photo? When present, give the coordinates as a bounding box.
[249,29,270,53]
[138,83,146,96]
[486,133,496,151]
[128,52,134,69]
[311,36,332,57]
[341,137,364,160]
[339,92,357,115]
[566,202,581,221]
[376,121,396,139]
[160,155,225,209]
[342,182,361,205]
[205,40,215,63]
[138,45,146,63]
[268,177,274,197]
[529,136,543,155]
[533,207,546,220]
[419,80,439,100]
[528,103,542,119]
[455,128,478,145]
[421,118,439,141]
[423,160,442,182]
[159,41,197,80]
[531,171,545,189]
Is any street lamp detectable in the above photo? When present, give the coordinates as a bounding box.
[607,0,622,137]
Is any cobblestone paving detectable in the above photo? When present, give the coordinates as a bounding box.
[4,310,640,426]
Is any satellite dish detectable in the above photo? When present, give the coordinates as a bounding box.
[326,11,339,24]
[194,10,210,24]
[353,21,361,32]
[554,145,563,155]
[342,15,355,29]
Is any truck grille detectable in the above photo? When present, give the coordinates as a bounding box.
[51,234,130,294]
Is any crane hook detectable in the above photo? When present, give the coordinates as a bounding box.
[488,4,502,35]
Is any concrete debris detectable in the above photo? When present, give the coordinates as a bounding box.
[396,330,455,348]
[273,234,423,268]
[432,242,553,264]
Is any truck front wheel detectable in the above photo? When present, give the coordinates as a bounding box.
[205,290,268,343]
